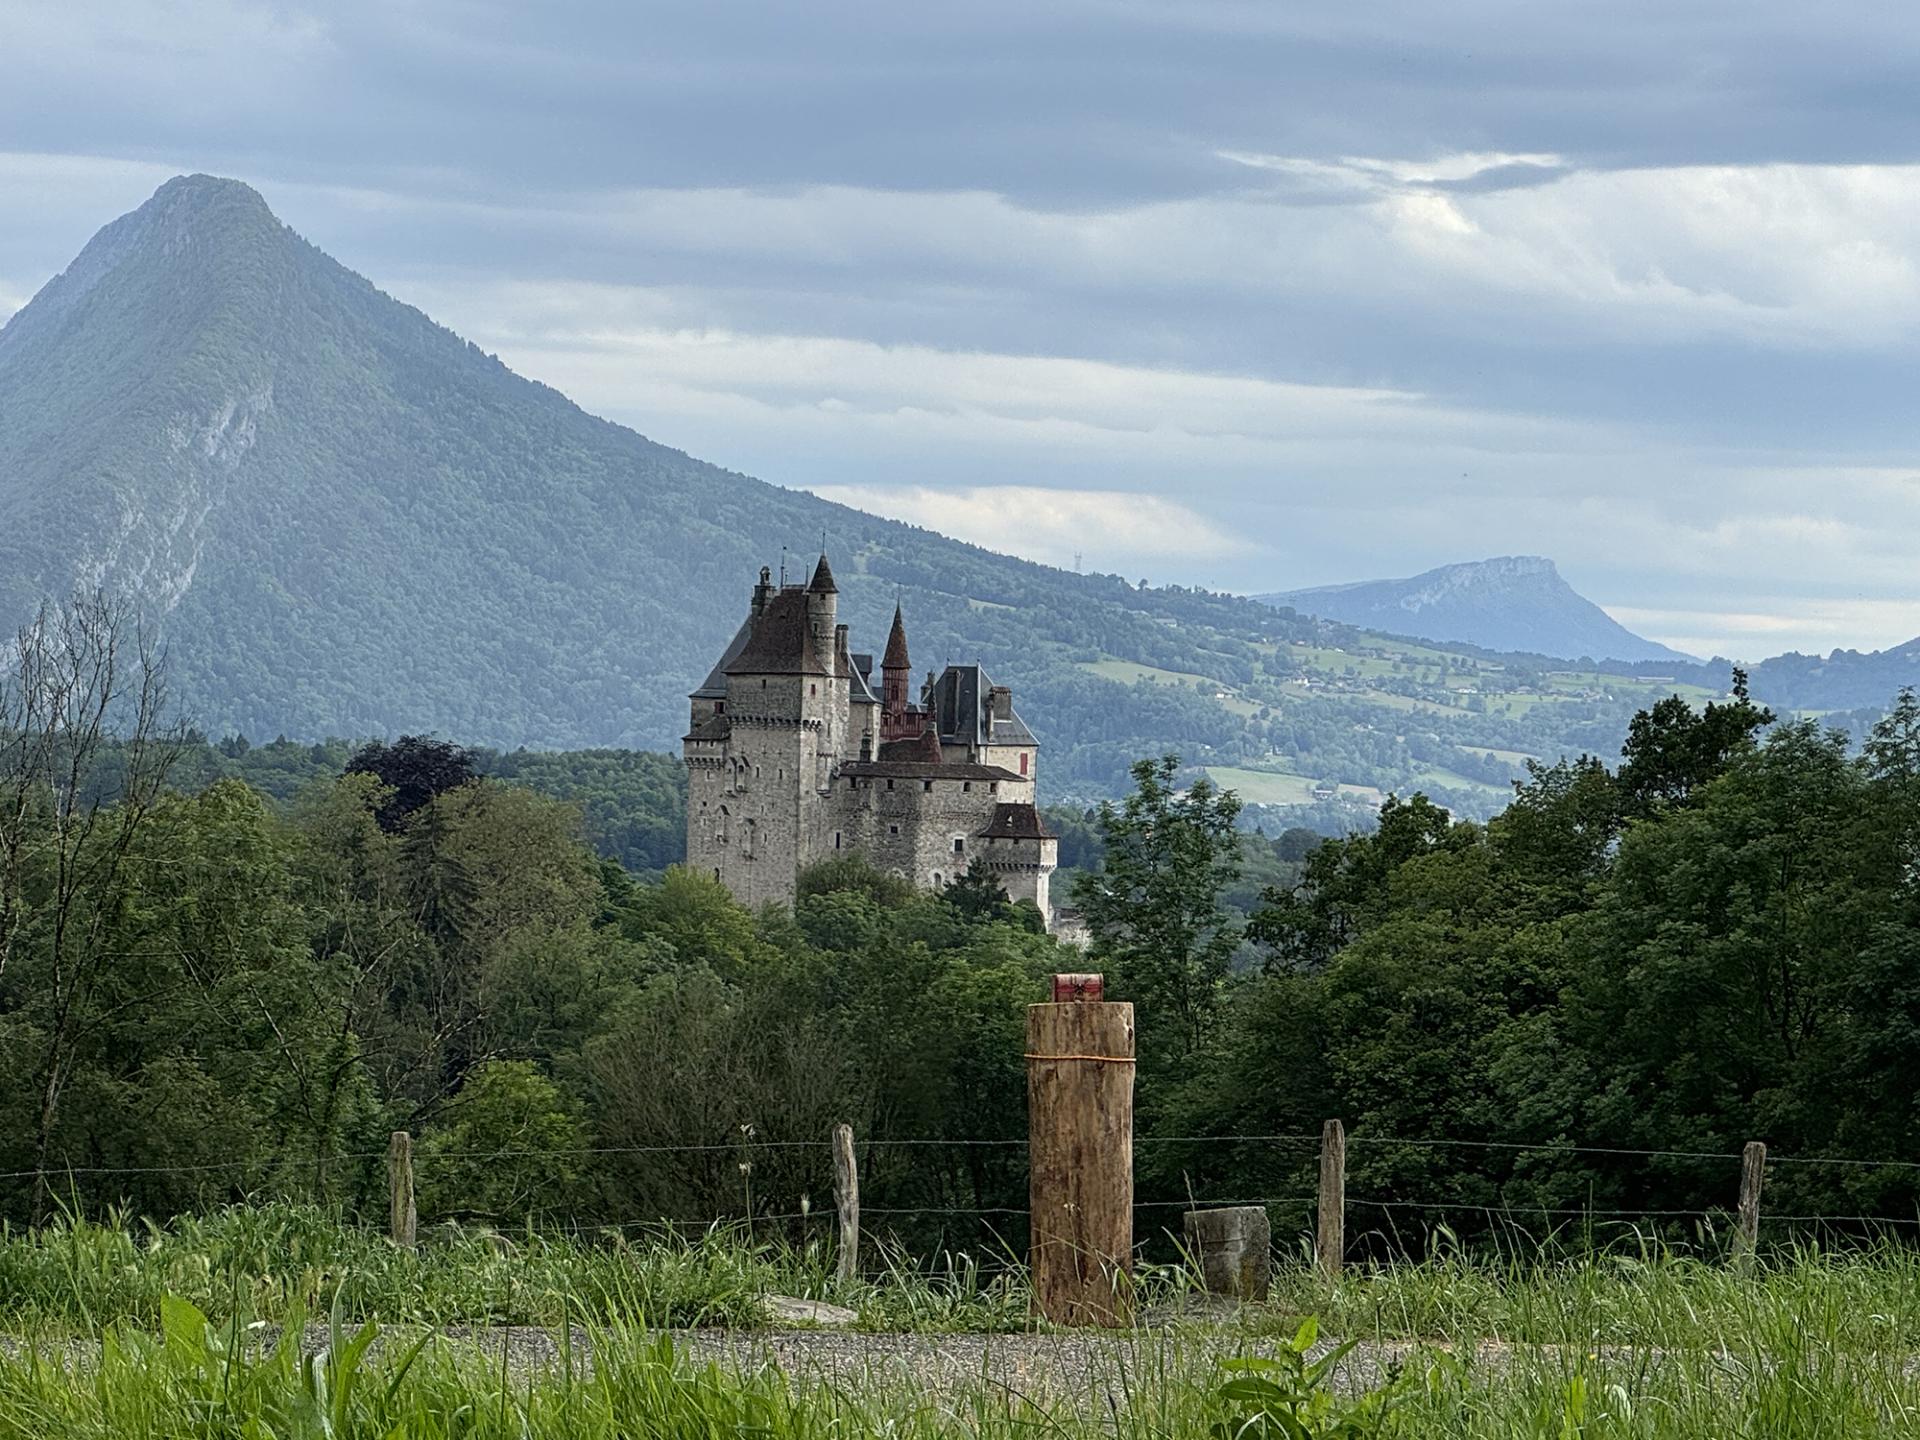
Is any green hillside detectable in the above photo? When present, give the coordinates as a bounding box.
[0,175,1739,816]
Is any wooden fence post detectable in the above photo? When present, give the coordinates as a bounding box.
[832,1123,859,1283]
[388,1130,416,1248]
[1736,1140,1765,1261]
[1317,1118,1346,1280]
[1028,974,1135,1327]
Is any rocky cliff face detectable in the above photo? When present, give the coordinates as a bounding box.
[1262,556,1693,665]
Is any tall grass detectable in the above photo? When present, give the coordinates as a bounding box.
[1266,1230,1920,1352]
[0,1205,781,1331]
[1,1295,1918,1438]
[9,1202,1920,1359]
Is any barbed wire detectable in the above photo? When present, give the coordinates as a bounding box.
[12,1128,1920,1196]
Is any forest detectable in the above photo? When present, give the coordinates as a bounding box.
[6,596,1920,1258]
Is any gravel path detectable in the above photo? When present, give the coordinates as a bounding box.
[328,1323,1443,1399]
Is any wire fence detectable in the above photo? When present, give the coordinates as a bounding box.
[10,1126,1920,1244]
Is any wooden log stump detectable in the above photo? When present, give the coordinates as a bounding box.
[1027,987,1135,1327]
[1182,1206,1271,1300]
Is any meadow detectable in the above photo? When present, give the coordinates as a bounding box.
[1,1206,1918,1437]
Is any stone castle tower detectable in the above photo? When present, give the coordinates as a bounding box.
[683,555,1056,920]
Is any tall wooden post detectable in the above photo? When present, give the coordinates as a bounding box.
[832,1123,860,1283]
[1317,1118,1346,1280]
[1028,974,1135,1327]
[388,1130,416,1248]
[1736,1140,1765,1262]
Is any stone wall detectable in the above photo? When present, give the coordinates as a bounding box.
[830,773,1013,889]
[706,674,818,908]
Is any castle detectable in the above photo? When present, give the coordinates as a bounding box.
[683,555,1057,920]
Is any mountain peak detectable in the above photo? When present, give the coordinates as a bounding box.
[0,175,287,365]
[1261,556,1693,665]
[138,173,279,234]
[114,174,285,258]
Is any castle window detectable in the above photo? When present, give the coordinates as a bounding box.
[834,832,842,850]
[1020,753,1029,776]
[761,678,768,688]
[889,824,899,835]
[963,781,971,792]
[923,780,933,793]
[886,779,894,791]
[810,684,817,696]
[932,872,942,886]
[953,838,965,855]
[989,782,998,795]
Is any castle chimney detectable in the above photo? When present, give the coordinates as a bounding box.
[751,566,773,616]
[989,685,1013,722]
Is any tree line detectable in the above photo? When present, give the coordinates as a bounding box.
[1106,673,1920,1247]
[5,598,1919,1253]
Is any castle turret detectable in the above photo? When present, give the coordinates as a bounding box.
[881,604,913,739]
[805,552,838,663]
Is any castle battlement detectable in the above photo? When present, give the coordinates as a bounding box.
[683,556,1055,921]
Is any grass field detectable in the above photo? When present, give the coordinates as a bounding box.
[1410,766,1512,797]
[6,1209,1920,1436]
[1206,767,1384,808]
[1081,660,1264,717]
[1476,747,1538,765]
[1080,659,1217,687]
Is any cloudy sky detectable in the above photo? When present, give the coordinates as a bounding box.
[5,1,1920,660]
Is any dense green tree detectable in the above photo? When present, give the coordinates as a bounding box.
[1615,668,1774,816]
[345,736,479,833]
[416,1060,588,1222]
[1247,794,1465,972]
[1074,755,1243,1063]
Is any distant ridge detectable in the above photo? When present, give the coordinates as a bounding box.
[1261,556,1694,666]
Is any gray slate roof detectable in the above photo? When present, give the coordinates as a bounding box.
[692,616,753,699]
[980,802,1053,839]
[849,653,879,705]
[928,664,1037,749]
[683,714,732,743]
[725,588,831,677]
[840,761,1024,782]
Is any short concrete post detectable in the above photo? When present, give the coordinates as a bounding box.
[1736,1140,1765,1262]
[1317,1119,1345,1280]
[832,1123,859,1283]
[1182,1206,1271,1300]
[388,1130,416,1248]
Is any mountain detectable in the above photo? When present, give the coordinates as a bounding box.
[1261,556,1693,666]
[0,175,1353,798]
[34,177,1919,821]
[1748,638,1920,714]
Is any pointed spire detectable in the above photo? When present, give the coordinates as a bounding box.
[808,552,837,593]
[882,603,911,671]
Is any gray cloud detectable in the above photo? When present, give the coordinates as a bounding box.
[4,2,1920,658]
